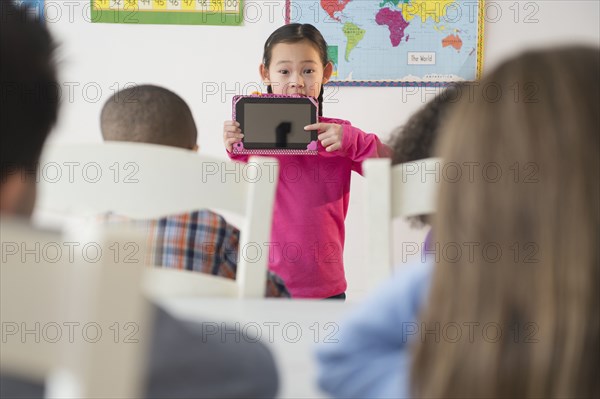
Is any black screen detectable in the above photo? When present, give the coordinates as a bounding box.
[237,98,317,149]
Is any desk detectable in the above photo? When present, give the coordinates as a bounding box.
[159,298,355,399]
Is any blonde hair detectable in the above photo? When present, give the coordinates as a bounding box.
[411,46,599,398]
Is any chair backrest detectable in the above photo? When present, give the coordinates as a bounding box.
[36,142,279,298]
[363,157,441,290]
[0,219,151,398]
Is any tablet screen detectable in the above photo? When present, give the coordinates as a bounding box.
[236,97,317,150]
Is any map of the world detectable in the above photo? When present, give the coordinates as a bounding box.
[287,0,485,86]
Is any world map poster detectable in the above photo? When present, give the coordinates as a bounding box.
[286,0,485,86]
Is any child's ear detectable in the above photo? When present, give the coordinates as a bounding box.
[0,172,27,215]
[259,64,271,85]
[322,62,334,85]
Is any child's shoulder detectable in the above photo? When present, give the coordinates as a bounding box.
[319,116,351,126]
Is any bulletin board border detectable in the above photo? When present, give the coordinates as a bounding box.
[90,1,244,26]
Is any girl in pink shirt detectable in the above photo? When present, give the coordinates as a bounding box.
[223,23,391,299]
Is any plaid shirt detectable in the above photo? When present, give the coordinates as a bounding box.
[145,210,289,298]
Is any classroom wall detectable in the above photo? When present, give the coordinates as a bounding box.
[40,0,599,298]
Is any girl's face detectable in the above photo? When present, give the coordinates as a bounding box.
[260,40,333,98]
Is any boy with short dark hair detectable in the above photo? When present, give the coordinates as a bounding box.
[100,84,289,297]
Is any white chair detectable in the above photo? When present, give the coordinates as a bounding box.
[36,142,279,299]
[363,157,441,290]
[0,219,151,398]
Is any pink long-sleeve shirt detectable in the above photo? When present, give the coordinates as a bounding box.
[228,117,391,298]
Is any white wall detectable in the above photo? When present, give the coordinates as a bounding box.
[41,0,599,298]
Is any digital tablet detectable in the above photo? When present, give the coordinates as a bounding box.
[232,94,319,155]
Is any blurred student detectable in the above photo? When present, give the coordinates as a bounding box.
[316,46,599,398]
[388,83,466,250]
[0,3,279,398]
[389,83,465,167]
[100,84,289,298]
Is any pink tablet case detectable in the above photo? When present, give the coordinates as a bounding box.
[232,93,319,155]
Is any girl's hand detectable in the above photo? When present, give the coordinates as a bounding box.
[305,123,344,152]
[223,120,244,152]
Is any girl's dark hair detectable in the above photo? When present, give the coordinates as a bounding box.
[262,23,329,116]
[389,83,467,166]
[388,83,467,226]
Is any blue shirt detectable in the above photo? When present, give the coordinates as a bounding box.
[315,261,433,399]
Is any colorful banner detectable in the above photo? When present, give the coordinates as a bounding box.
[91,0,243,26]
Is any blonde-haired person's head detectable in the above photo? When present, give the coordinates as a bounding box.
[411,46,599,399]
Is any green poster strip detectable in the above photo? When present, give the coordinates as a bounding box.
[90,0,243,26]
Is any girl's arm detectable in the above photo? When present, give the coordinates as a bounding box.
[305,119,391,174]
[341,123,392,166]
[315,261,432,399]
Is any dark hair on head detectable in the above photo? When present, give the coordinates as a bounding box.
[390,82,467,165]
[1,1,59,183]
[262,23,329,116]
[100,84,197,150]
[388,82,467,226]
